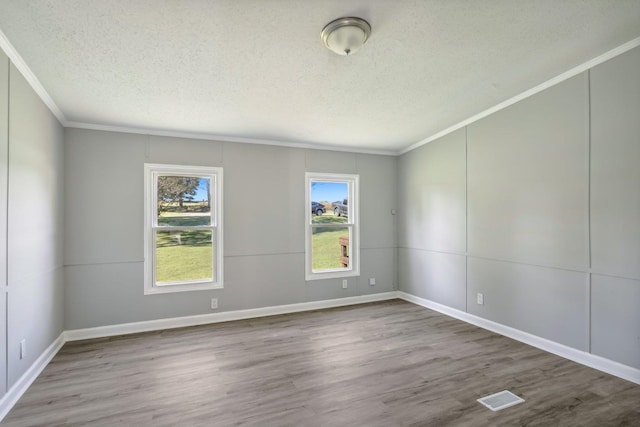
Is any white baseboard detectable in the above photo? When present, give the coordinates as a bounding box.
[397,291,640,385]
[0,332,66,421]
[0,292,397,422]
[65,292,398,341]
[67,288,640,385]
[3,290,638,424]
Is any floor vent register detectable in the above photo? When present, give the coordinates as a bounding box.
[477,390,525,411]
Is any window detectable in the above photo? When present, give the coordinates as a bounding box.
[305,173,359,280]
[144,164,223,294]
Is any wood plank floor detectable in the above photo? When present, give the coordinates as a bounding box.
[3,300,640,426]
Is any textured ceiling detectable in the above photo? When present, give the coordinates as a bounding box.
[1,1,640,153]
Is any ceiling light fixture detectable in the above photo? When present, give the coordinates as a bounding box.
[321,17,371,56]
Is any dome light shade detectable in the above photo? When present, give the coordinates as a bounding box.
[321,17,371,56]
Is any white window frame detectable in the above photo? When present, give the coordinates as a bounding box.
[305,172,360,281]
[144,163,223,295]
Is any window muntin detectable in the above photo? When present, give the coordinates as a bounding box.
[305,173,359,280]
[144,164,223,294]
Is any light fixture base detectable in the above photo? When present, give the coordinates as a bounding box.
[321,17,371,56]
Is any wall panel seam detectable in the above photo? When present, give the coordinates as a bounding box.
[590,271,640,282]
[64,259,144,267]
[65,246,398,268]
[399,247,590,277]
[586,69,592,353]
[397,246,466,256]
[4,57,10,396]
[466,254,588,274]
[464,126,468,313]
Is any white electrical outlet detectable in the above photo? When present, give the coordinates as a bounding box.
[211,298,218,309]
[342,279,348,289]
[477,293,484,305]
[369,278,376,286]
[20,339,26,360]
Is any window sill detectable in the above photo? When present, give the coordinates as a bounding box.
[305,269,360,281]
[144,281,223,295]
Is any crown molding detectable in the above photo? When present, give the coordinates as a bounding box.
[2,25,638,157]
[0,28,67,123]
[65,121,397,156]
[0,26,396,156]
[398,36,640,155]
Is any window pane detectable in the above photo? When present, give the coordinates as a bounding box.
[156,230,213,284]
[311,181,349,224]
[157,176,211,226]
[311,226,350,271]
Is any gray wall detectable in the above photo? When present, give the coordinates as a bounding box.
[466,73,589,352]
[398,46,640,369]
[589,46,640,368]
[0,48,8,399]
[64,131,397,329]
[397,129,467,311]
[1,33,637,409]
[0,53,65,399]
